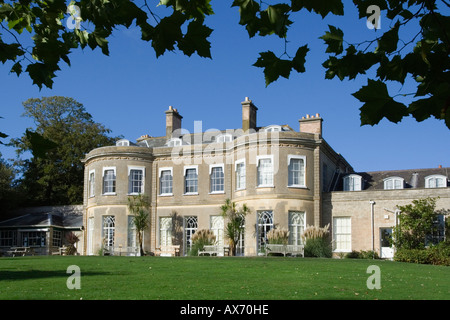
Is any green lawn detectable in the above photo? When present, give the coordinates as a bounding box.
[0,256,448,300]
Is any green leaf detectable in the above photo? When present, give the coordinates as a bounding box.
[376,22,400,53]
[25,62,58,89]
[151,12,185,57]
[25,129,58,159]
[320,25,344,54]
[291,0,344,17]
[178,20,213,58]
[352,79,408,125]
[253,51,293,86]
[292,45,309,73]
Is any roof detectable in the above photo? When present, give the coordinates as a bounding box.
[0,212,83,229]
[331,167,449,191]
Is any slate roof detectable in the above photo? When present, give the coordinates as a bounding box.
[0,212,82,229]
[331,167,450,191]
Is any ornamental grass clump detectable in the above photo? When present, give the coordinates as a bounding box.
[190,229,216,256]
[302,224,332,258]
[267,228,290,245]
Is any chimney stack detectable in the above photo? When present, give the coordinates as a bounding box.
[165,106,183,138]
[299,113,323,136]
[241,97,258,132]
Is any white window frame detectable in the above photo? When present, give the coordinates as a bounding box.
[343,174,362,191]
[209,164,225,194]
[89,169,95,197]
[235,159,246,190]
[263,125,282,132]
[128,166,145,195]
[425,175,447,188]
[333,217,352,252]
[288,211,305,246]
[287,155,306,188]
[216,133,233,143]
[116,139,130,146]
[257,155,274,187]
[184,165,199,195]
[102,167,116,195]
[159,167,173,196]
[167,138,183,147]
[383,176,404,190]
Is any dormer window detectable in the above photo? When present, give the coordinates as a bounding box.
[216,134,233,143]
[425,175,447,188]
[384,177,404,190]
[167,138,182,147]
[343,174,363,191]
[263,125,282,132]
[116,139,131,146]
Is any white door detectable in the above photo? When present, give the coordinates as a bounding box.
[380,228,394,259]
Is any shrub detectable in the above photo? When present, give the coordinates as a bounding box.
[304,237,332,258]
[267,228,289,245]
[302,224,331,258]
[346,250,380,259]
[394,242,450,266]
[189,229,216,256]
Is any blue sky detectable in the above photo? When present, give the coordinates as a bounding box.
[1,1,449,172]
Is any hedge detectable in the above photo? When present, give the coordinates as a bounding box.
[394,243,450,266]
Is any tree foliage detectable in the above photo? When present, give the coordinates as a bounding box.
[128,194,150,256]
[0,0,449,128]
[11,96,119,206]
[394,197,447,250]
[220,198,249,256]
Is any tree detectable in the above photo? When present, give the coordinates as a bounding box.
[11,96,119,205]
[128,194,150,256]
[220,198,249,256]
[0,1,449,129]
[0,152,17,211]
[394,197,445,250]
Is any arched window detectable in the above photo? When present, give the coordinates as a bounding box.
[166,138,183,147]
[425,175,447,188]
[383,177,404,190]
[343,174,363,191]
[216,133,233,143]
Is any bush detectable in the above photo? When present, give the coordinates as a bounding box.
[394,242,450,266]
[346,250,379,259]
[304,237,332,258]
[189,229,216,256]
[267,228,289,245]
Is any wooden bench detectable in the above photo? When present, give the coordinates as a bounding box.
[155,245,180,256]
[198,245,230,256]
[7,247,34,257]
[52,246,67,255]
[265,244,304,257]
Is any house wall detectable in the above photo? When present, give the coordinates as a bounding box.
[82,130,347,256]
[323,187,450,256]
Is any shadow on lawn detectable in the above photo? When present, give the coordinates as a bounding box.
[0,270,110,281]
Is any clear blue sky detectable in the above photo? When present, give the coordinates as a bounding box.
[1,1,449,172]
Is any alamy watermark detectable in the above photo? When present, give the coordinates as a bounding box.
[66,4,82,30]
[366,5,381,30]
[66,265,81,290]
[366,265,381,290]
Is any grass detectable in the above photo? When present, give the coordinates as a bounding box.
[0,256,449,300]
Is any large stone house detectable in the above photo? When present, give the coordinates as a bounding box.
[81,97,450,258]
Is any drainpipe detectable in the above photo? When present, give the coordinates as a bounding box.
[369,201,375,254]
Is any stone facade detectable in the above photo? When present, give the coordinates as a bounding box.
[81,98,450,258]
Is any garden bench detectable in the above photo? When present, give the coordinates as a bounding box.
[265,244,304,257]
[7,247,34,257]
[51,246,67,255]
[198,245,230,256]
[155,245,180,256]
